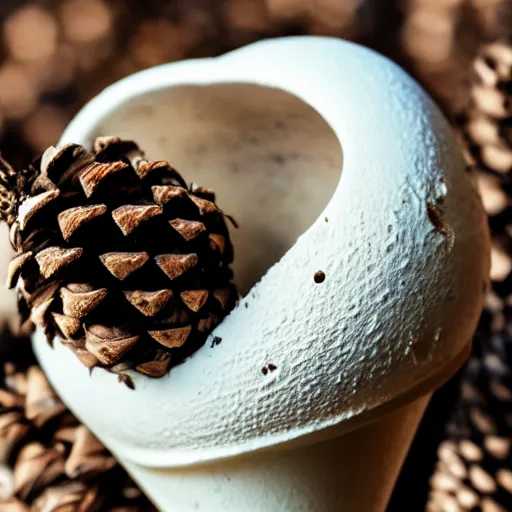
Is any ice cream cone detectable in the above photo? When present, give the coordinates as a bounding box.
[28,37,489,511]
[120,395,431,512]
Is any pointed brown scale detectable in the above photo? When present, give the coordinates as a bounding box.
[197,314,220,333]
[136,351,172,378]
[46,144,95,186]
[117,374,135,389]
[13,442,64,499]
[93,136,142,164]
[213,288,234,311]
[123,289,173,316]
[154,307,190,326]
[190,184,216,201]
[65,426,116,478]
[18,278,32,303]
[180,290,209,312]
[170,219,206,241]
[60,286,108,319]
[93,135,122,153]
[66,339,99,369]
[0,157,17,225]
[148,325,192,348]
[99,252,149,280]
[152,185,187,205]
[79,161,129,198]
[209,233,226,254]
[112,204,162,236]
[10,222,21,251]
[58,204,107,240]
[40,146,58,175]
[155,253,198,280]
[30,281,60,327]
[136,160,172,179]
[31,173,56,194]
[84,325,140,366]
[52,313,80,339]
[31,298,54,328]
[189,194,219,215]
[25,367,66,428]
[18,189,60,230]
[35,247,83,279]
[6,252,33,289]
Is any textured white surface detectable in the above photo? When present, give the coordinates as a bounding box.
[33,37,490,468]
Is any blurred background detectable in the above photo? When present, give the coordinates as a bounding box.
[1,0,512,511]
[0,0,508,167]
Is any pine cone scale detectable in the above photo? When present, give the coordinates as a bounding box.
[57,204,107,241]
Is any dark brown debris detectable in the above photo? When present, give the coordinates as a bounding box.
[314,271,325,284]
[427,203,446,234]
[117,374,135,390]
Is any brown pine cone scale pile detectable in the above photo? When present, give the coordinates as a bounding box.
[0,137,237,382]
[0,337,154,511]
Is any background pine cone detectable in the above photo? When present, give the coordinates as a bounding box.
[426,41,512,512]
[0,325,155,511]
[5,136,237,382]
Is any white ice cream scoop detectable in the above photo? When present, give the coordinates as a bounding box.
[32,36,490,511]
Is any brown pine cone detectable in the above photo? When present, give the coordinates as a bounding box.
[1,136,237,381]
[427,41,512,512]
[0,327,154,511]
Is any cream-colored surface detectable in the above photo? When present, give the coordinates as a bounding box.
[100,85,342,294]
[32,36,489,490]
[120,395,430,512]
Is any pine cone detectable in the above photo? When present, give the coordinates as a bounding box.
[427,42,512,512]
[0,327,155,511]
[3,136,237,380]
